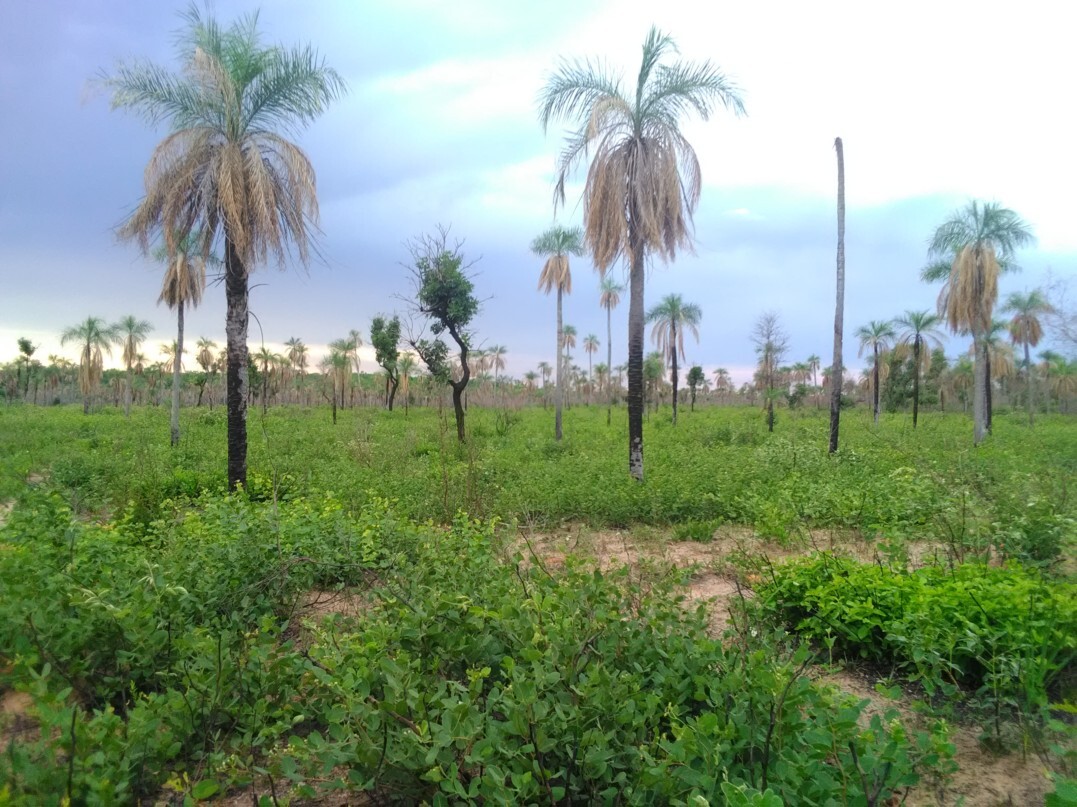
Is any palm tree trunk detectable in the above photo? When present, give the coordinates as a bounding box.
[171,303,184,447]
[1025,340,1034,427]
[829,137,845,454]
[606,303,613,427]
[985,345,993,433]
[225,235,249,491]
[627,236,645,482]
[670,322,679,426]
[555,287,563,440]
[873,346,880,426]
[972,333,987,445]
[124,368,133,417]
[912,337,921,429]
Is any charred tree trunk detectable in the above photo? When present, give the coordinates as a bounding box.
[224,235,249,491]
[829,137,846,454]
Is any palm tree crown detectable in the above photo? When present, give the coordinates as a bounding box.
[539,26,744,272]
[647,294,702,367]
[533,225,585,295]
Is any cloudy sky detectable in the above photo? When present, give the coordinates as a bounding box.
[1,0,1073,384]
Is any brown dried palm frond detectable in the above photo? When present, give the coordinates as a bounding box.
[944,245,999,335]
[537,255,571,294]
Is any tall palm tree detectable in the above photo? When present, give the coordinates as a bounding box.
[893,310,944,428]
[532,224,584,440]
[60,317,117,414]
[927,201,1034,445]
[1002,289,1053,426]
[583,334,600,403]
[285,336,308,404]
[114,315,153,418]
[489,344,508,388]
[599,276,624,425]
[646,294,702,425]
[856,320,896,425]
[540,27,744,480]
[347,329,364,406]
[252,346,276,414]
[154,232,207,444]
[329,338,355,409]
[109,6,345,489]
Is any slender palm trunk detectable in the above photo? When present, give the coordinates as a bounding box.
[225,236,249,491]
[587,354,593,405]
[829,137,845,454]
[985,345,993,433]
[124,368,133,417]
[1024,340,1034,427]
[911,337,921,429]
[606,303,613,427]
[555,287,564,440]
[872,346,881,426]
[627,235,645,481]
[171,303,184,446]
[972,332,987,445]
[670,321,679,426]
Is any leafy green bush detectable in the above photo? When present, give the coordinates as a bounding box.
[758,555,1077,724]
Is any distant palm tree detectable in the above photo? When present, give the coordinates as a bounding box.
[1002,289,1053,426]
[893,310,944,428]
[398,352,416,415]
[537,361,552,389]
[285,337,308,404]
[533,224,584,439]
[154,231,207,444]
[927,201,1034,444]
[713,367,732,395]
[981,319,1014,429]
[599,276,624,425]
[252,346,276,414]
[114,315,153,418]
[109,6,346,488]
[329,338,355,409]
[856,320,896,425]
[561,324,578,406]
[540,26,744,480]
[583,334,600,403]
[489,344,508,388]
[61,316,117,414]
[646,294,702,425]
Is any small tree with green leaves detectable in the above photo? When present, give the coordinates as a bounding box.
[686,365,705,412]
[406,228,480,442]
[371,315,402,410]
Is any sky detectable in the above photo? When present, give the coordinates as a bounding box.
[1,0,1074,385]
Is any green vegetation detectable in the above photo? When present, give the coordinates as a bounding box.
[0,404,1073,803]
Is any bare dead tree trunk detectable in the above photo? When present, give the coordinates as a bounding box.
[829,137,846,454]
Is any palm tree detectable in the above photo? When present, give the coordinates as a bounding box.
[646,294,702,425]
[537,361,552,389]
[489,344,508,389]
[1002,289,1053,426]
[598,276,624,425]
[347,329,364,406]
[252,346,276,414]
[856,320,896,425]
[285,337,308,404]
[561,324,578,406]
[583,334,600,403]
[532,224,584,440]
[329,338,354,409]
[109,6,345,489]
[893,310,944,428]
[60,317,117,414]
[1039,350,1064,413]
[927,201,1035,445]
[154,232,207,444]
[113,315,153,418]
[540,27,744,480]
